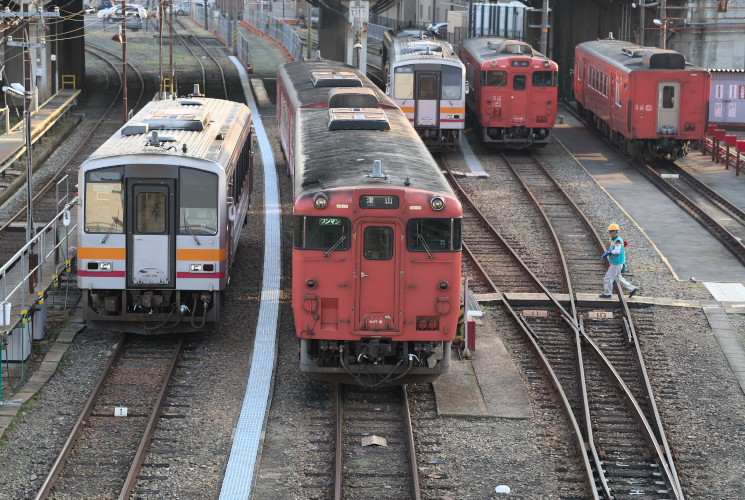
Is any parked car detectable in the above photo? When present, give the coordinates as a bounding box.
[98,3,147,20]
[428,22,448,39]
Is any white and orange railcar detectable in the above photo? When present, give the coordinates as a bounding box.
[77,97,254,333]
[382,29,467,150]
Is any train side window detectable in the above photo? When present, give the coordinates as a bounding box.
[179,168,218,235]
[407,218,462,252]
[363,226,394,260]
[532,71,557,87]
[513,75,526,91]
[662,85,675,108]
[294,216,351,251]
[393,66,414,99]
[482,70,507,87]
[441,65,463,100]
[84,166,124,233]
[136,192,166,234]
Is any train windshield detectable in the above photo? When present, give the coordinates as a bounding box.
[294,216,352,251]
[179,168,218,235]
[393,66,414,99]
[481,70,507,87]
[533,71,558,87]
[442,65,463,99]
[85,166,124,233]
[407,218,462,252]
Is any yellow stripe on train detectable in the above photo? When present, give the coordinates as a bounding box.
[78,247,126,259]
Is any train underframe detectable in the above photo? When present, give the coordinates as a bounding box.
[83,288,221,333]
[482,125,552,148]
[300,338,452,387]
[577,101,695,160]
[418,127,461,150]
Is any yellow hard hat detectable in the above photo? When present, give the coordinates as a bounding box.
[607,223,620,231]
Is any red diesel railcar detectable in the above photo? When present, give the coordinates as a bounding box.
[276,59,463,386]
[459,37,559,147]
[574,39,711,159]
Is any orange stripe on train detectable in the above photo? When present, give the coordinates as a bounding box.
[177,248,227,260]
[78,247,126,259]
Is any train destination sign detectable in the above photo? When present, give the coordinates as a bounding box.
[360,195,399,209]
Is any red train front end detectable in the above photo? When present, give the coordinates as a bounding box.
[293,186,462,386]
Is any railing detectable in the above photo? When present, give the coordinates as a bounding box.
[702,126,745,175]
[1,193,78,343]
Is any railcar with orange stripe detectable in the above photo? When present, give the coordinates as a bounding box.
[382,29,466,150]
[459,37,559,147]
[77,97,254,333]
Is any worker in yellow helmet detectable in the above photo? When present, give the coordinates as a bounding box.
[600,223,638,298]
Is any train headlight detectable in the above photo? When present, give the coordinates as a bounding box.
[313,193,329,209]
[98,262,112,271]
[430,196,445,211]
[543,60,550,68]
[439,281,449,290]
[306,279,317,289]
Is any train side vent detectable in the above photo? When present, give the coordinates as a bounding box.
[328,108,390,131]
[311,71,363,87]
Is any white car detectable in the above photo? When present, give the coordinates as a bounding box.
[97,4,147,20]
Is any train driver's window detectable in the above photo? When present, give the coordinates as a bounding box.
[662,85,675,108]
[441,65,463,100]
[407,218,462,252]
[85,166,124,233]
[393,66,415,99]
[513,75,527,91]
[179,168,218,235]
[363,226,394,260]
[482,70,507,87]
[532,71,558,87]
[294,216,351,251]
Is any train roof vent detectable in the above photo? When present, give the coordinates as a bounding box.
[642,49,686,70]
[142,110,213,132]
[487,40,532,55]
[402,41,443,54]
[621,46,646,58]
[328,108,390,131]
[311,71,363,88]
[121,122,149,136]
[328,87,379,109]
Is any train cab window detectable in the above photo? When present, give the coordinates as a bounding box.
[513,75,527,91]
[407,218,462,252]
[84,166,124,233]
[532,71,558,87]
[482,70,507,87]
[393,66,415,99]
[179,168,218,235]
[294,216,351,251]
[363,226,394,260]
[136,192,167,233]
[662,85,675,109]
[442,65,463,100]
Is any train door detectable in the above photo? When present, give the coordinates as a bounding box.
[126,179,176,287]
[356,221,400,332]
[657,81,680,133]
[510,73,528,122]
[415,72,440,127]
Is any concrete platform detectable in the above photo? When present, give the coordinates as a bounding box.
[553,107,745,284]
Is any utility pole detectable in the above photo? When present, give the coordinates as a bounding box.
[122,0,128,121]
[539,0,549,56]
[660,0,667,49]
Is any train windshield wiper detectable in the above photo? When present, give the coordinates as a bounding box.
[417,232,434,259]
[323,230,346,258]
[100,211,122,244]
[183,216,202,246]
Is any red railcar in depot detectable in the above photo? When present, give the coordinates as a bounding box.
[574,39,711,159]
[459,37,559,147]
[276,59,463,387]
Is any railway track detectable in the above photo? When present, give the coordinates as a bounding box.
[173,19,228,99]
[33,334,184,500]
[438,151,683,497]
